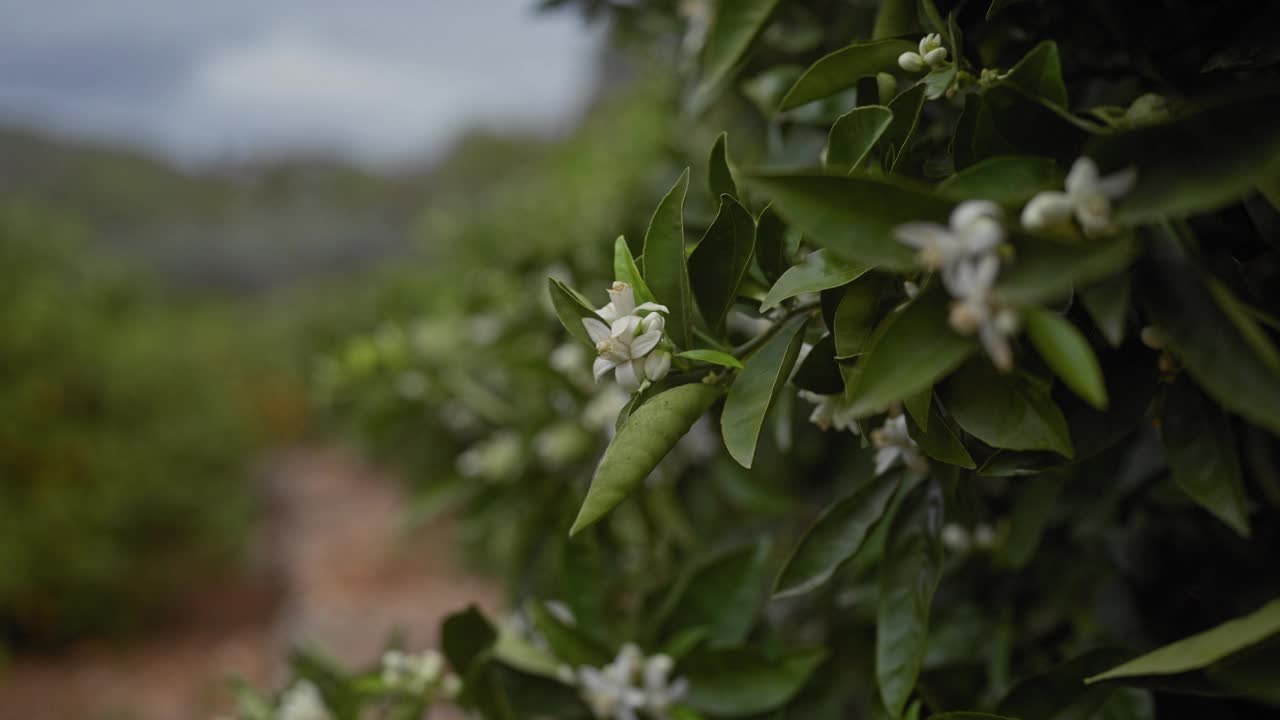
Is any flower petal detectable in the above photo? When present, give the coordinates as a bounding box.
[893,221,952,250]
[958,216,1004,255]
[583,318,611,345]
[593,356,616,381]
[610,315,642,338]
[1097,166,1138,199]
[615,361,642,393]
[643,350,671,382]
[979,323,1014,372]
[633,302,670,315]
[1020,191,1074,230]
[630,330,662,358]
[608,281,636,317]
[1065,156,1101,196]
[950,200,1002,231]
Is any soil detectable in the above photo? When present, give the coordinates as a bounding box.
[0,446,501,720]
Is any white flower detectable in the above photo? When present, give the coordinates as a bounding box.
[596,281,669,325]
[582,385,631,434]
[278,681,332,720]
[942,255,1020,372]
[1021,157,1137,238]
[381,649,446,694]
[940,523,972,553]
[641,653,689,718]
[585,314,671,393]
[440,673,463,699]
[972,524,997,550]
[898,33,948,73]
[870,415,927,476]
[895,200,1005,272]
[578,644,648,720]
[797,390,860,434]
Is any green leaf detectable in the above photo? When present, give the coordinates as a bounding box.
[874,0,918,39]
[571,383,723,535]
[1206,277,1280,375]
[1161,379,1250,537]
[832,274,892,358]
[779,39,917,111]
[748,170,954,271]
[998,649,1142,720]
[1086,598,1280,684]
[529,601,612,667]
[877,483,944,718]
[644,168,694,348]
[938,156,1061,206]
[549,277,606,347]
[908,402,976,468]
[614,235,655,305]
[1024,307,1109,409]
[684,647,827,716]
[708,132,739,201]
[792,333,844,395]
[986,0,1029,19]
[929,714,1020,720]
[690,195,757,334]
[903,388,931,431]
[847,287,977,415]
[1001,475,1060,569]
[1143,239,1280,435]
[1080,273,1131,347]
[775,471,900,597]
[760,249,871,311]
[995,235,1138,305]
[826,106,894,171]
[655,542,769,647]
[494,629,564,680]
[921,64,959,101]
[1000,41,1067,106]
[943,361,1075,457]
[755,205,790,284]
[951,94,982,169]
[1091,92,1280,224]
[722,317,809,468]
[697,0,784,97]
[677,349,744,369]
[881,84,928,173]
[442,605,498,674]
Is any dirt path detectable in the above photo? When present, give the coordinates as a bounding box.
[0,446,501,720]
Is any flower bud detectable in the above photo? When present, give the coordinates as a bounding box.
[919,33,943,55]
[898,51,926,73]
[994,307,1020,335]
[876,71,898,101]
[949,302,981,335]
[640,312,665,335]
[644,350,672,383]
[923,47,948,68]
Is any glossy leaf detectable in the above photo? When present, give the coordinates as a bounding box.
[549,277,607,347]
[775,471,900,597]
[1024,307,1109,409]
[873,0,917,39]
[1161,379,1250,536]
[938,156,1061,206]
[1086,598,1280,683]
[792,333,844,395]
[1206,277,1280,375]
[826,106,894,171]
[881,84,928,173]
[908,402,976,468]
[529,601,611,667]
[847,287,977,415]
[1080,273,1131,347]
[832,275,890,358]
[755,205,790,284]
[442,605,498,674]
[656,542,769,647]
[1000,41,1068,106]
[722,317,808,468]
[877,483,944,718]
[643,168,694,348]
[760,249,870,311]
[708,132,739,201]
[690,194,756,334]
[943,361,1074,457]
[921,64,959,100]
[779,39,916,111]
[684,647,827,715]
[748,170,953,271]
[995,235,1138,305]
[614,235,655,305]
[677,349,744,369]
[571,383,723,535]
[698,0,784,97]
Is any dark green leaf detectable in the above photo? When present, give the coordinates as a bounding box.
[986,0,1029,19]
[929,714,1020,720]
[690,195,757,334]
[939,156,1061,206]
[1002,475,1060,569]
[549,277,607,347]
[921,64,959,100]
[874,0,918,39]
[761,249,871,311]
[943,361,1075,457]
[775,471,900,597]
[722,317,809,468]
[847,287,977,415]
[1024,307,1109,409]
[709,132,739,201]
[877,483,944,718]
[684,647,827,716]
[677,349,744,369]
[904,387,931,431]
[833,275,892,358]
[1080,273,1131,347]
[881,84,928,173]
[995,235,1138,305]
[1086,598,1280,683]
[826,106,894,171]
[1161,379,1250,537]
[748,170,954,271]
[998,649,1140,720]
[908,402,976,468]
[656,542,769,647]
[698,0,784,97]
[571,383,723,535]
[442,605,498,674]
[529,601,611,667]
[614,235,655,305]
[779,39,917,111]
[793,334,844,395]
[1206,277,1280,375]
[644,169,694,348]
[755,205,790,283]
[1000,41,1068,106]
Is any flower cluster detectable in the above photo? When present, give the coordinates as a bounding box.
[895,200,1020,370]
[898,33,949,73]
[571,643,689,720]
[381,648,461,698]
[870,414,927,476]
[797,390,860,434]
[1021,157,1136,238]
[584,282,673,393]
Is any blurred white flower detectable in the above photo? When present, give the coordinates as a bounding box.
[973,523,997,550]
[455,432,523,481]
[278,680,331,720]
[943,255,1020,372]
[898,33,948,73]
[940,523,972,553]
[583,386,631,434]
[468,314,504,346]
[797,390,860,434]
[440,673,463,699]
[381,649,445,694]
[395,370,428,400]
[575,644,688,720]
[895,200,1005,272]
[871,415,927,475]
[550,341,587,375]
[642,653,689,718]
[1021,157,1137,238]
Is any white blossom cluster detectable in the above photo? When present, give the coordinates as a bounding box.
[584,282,674,393]
[567,643,688,720]
[380,648,462,698]
[797,390,860,435]
[1021,157,1136,238]
[870,414,927,476]
[898,33,949,73]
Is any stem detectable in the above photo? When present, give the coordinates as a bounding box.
[732,301,822,360]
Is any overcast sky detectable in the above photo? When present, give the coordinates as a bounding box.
[0,1,604,166]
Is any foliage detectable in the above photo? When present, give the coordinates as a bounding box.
[250,1,1280,719]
